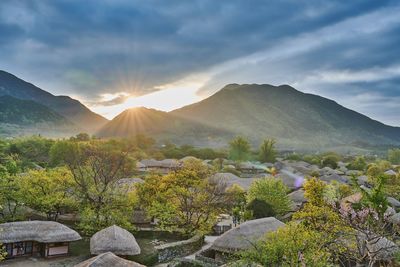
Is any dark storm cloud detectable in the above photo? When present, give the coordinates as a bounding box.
[0,0,400,124]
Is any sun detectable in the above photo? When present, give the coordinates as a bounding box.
[90,82,203,120]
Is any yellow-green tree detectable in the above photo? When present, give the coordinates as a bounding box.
[19,167,77,221]
[137,159,228,234]
[258,138,277,163]
[238,223,332,267]
[50,140,137,234]
[229,136,251,161]
[247,177,291,216]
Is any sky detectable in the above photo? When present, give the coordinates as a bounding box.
[0,0,400,125]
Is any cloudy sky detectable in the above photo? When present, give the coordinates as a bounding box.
[1,0,400,125]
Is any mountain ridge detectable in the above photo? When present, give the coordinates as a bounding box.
[0,70,108,132]
[99,83,400,149]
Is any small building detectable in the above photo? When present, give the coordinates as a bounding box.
[75,252,145,267]
[140,159,181,174]
[209,172,261,191]
[0,220,81,259]
[90,225,141,256]
[197,217,284,264]
[237,162,266,177]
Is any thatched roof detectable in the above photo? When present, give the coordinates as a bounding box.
[75,252,145,267]
[140,159,181,168]
[210,173,261,191]
[0,220,81,243]
[90,225,141,256]
[212,217,285,253]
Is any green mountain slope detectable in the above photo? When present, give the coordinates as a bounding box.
[97,107,230,146]
[171,84,400,148]
[0,70,108,132]
[0,95,79,137]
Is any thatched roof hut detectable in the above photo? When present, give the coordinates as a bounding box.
[75,252,145,267]
[212,217,285,253]
[0,221,81,243]
[209,173,261,191]
[90,225,141,256]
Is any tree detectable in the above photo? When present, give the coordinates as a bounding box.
[70,133,91,141]
[388,149,400,164]
[19,167,77,221]
[238,222,333,266]
[320,152,340,169]
[51,140,136,234]
[247,178,291,216]
[348,156,367,171]
[336,175,400,266]
[229,136,251,162]
[258,139,277,163]
[0,156,24,222]
[246,199,275,219]
[137,159,228,234]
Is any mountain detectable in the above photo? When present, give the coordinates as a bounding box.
[0,95,79,137]
[172,84,400,148]
[99,84,400,150]
[0,70,107,132]
[97,107,229,146]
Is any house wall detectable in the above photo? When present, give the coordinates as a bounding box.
[44,242,70,257]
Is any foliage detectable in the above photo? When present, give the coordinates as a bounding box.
[70,132,91,141]
[19,167,77,221]
[229,136,251,162]
[246,199,275,219]
[337,175,400,265]
[7,136,54,167]
[321,152,340,169]
[238,222,333,267]
[0,156,24,222]
[388,148,400,164]
[247,178,291,216]
[258,139,276,163]
[347,156,367,171]
[137,159,228,234]
[51,140,137,234]
[284,153,302,161]
[303,177,326,206]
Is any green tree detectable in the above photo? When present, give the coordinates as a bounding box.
[247,178,291,216]
[229,136,251,162]
[19,167,77,221]
[51,140,136,234]
[137,160,228,234]
[258,139,277,163]
[0,156,24,222]
[388,148,400,164]
[239,223,332,267]
[348,156,367,171]
[321,152,340,169]
[246,198,275,219]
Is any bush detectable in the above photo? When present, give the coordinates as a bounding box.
[246,198,276,218]
[388,149,400,164]
[321,153,340,169]
[348,156,367,171]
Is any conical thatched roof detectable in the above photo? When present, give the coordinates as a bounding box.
[74,252,145,267]
[212,217,285,253]
[90,225,141,256]
[0,220,81,243]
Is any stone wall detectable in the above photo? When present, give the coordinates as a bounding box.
[155,235,204,263]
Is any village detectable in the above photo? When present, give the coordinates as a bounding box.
[0,135,400,266]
